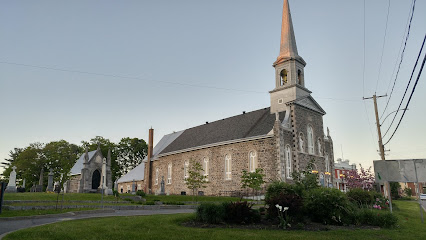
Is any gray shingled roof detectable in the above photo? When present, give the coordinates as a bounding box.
[117,130,184,183]
[70,150,97,175]
[160,107,284,155]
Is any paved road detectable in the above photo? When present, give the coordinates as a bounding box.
[0,209,195,239]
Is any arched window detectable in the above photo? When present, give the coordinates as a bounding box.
[249,151,257,172]
[280,69,288,85]
[225,154,232,180]
[325,155,330,173]
[203,157,209,179]
[297,69,303,85]
[285,145,292,179]
[317,139,322,156]
[320,173,325,186]
[155,168,159,185]
[184,161,189,179]
[307,126,314,154]
[167,163,172,184]
[299,133,305,153]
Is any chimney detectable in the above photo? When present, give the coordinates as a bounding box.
[146,128,154,192]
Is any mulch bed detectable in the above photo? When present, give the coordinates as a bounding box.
[182,219,380,231]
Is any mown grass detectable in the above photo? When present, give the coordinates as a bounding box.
[4,201,425,240]
[3,192,118,201]
[140,194,240,202]
[0,208,98,218]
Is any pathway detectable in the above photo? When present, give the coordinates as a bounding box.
[0,208,195,239]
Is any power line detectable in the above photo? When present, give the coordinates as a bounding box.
[384,45,426,145]
[0,61,265,94]
[375,0,391,93]
[380,0,416,119]
[382,33,426,138]
[0,60,362,102]
[362,0,366,98]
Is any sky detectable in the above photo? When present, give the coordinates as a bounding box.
[1,0,425,174]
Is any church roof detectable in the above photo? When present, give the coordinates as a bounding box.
[116,130,184,183]
[70,150,97,175]
[159,107,284,155]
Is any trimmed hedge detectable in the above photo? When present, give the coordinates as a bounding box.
[196,201,260,224]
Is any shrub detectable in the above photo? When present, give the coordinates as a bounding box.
[136,190,146,197]
[352,208,398,228]
[305,188,352,225]
[223,201,260,224]
[347,188,374,206]
[265,181,304,221]
[404,187,412,197]
[196,203,226,224]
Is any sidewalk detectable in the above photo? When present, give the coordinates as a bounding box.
[0,208,195,239]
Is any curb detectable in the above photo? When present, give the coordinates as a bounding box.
[0,209,115,221]
[0,205,196,221]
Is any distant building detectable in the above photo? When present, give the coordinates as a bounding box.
[334,158,356,192]
[66,146,112,193]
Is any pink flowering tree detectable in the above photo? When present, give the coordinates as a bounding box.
[345,164,375,191]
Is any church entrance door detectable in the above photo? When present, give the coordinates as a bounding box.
[92,170,101,189]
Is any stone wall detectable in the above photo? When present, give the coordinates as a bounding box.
[291,104,334,186]
[67,175,81,193]
[118,180,145,194]
[151,137,277,196]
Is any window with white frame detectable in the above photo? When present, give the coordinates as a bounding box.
[184,161,189,179]
[299,133,304,152]
[167,163,172,184]
[249,151,257,172]
[203,157,209,179]
[307,126,314,154]
[155,168,159,185]
[317,139,322,156]
[325,155,330,173]
[285,145,292,178]
[225,154,232,180]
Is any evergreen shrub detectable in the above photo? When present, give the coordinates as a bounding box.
[196,203,225,224]
[305,188,352,225]
[346,188,374,206]
[223,201,260,224]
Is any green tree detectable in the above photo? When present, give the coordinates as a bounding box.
[116,137,147,177]
[185,159,208,202]
[291,158,319,190]
[390,182,401,199]
[44,140,82,183]
[11,143,46,190]
[241,168,265,199]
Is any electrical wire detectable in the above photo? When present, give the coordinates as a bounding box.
[380,0,416,119]
[0,61,265,94]
[375,0,391,93]
[384,46,426,145]
[382,34,426,138]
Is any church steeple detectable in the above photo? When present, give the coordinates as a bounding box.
[270,0,311,114]
[274,0,305,66]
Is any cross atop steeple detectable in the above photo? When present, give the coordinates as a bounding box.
[274,0,305,66]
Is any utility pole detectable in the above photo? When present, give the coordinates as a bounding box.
[363,94,393,212]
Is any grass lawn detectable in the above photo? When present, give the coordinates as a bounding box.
[137,194,240,202]
[3,200,425,240]
[3,192,119,202]
[0,208,98,218]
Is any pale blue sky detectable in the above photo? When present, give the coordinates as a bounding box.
[1,0,425,172]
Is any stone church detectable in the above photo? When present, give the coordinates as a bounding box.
[66,146,113,193]
[117,0,334,195]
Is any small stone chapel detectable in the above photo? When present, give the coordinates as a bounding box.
[118,0,335,195]
[66,146,113,193]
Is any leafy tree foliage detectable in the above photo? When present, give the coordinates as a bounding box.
[291,158,319,190]
[116,137,147,177]
[344,164,375,191]
[240,168,265,197]
[185,159,208,201]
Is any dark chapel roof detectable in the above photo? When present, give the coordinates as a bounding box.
[159,107,285,155]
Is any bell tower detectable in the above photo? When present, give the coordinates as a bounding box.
[270,0,311,113]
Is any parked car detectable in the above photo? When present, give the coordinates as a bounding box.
[420,194,426,200]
